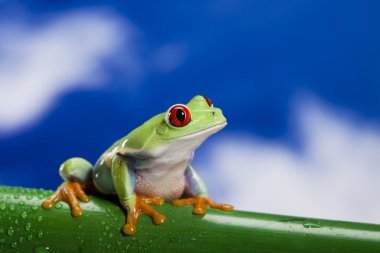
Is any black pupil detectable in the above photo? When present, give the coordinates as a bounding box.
[176,109,186,122]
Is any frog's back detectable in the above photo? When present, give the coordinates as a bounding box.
[92,119,158,194]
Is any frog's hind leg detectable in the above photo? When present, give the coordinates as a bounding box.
[42,157,93,217]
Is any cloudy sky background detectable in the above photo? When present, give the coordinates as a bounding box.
[0,1,379,224]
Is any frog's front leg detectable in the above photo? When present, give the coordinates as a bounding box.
[172,166,234,214]
[42,158,92,216]
[112,155,166,235]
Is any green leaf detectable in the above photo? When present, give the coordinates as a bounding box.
[0,185,380,252]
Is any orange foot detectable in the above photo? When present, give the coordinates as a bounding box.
[172,196,234,215]
[123,195,166,235]
[41,182,89,217]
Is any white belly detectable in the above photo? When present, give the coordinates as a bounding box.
[134,163,187,200]
[132,129,217,200]
[132,137,198,200]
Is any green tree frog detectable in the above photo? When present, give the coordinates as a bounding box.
[42,95,233,235]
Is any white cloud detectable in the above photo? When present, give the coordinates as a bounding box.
[0,10,139,134]
[198,98,380,224]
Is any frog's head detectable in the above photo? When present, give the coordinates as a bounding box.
[156,95,227,140]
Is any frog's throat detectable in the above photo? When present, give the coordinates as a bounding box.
[163,121,227,140]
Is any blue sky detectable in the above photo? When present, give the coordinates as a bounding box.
[0,1,379,223]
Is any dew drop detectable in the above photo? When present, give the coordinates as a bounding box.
[0,238,4,244]
[55,204,63,209]
[37,231,43,238]
[106,244,110,249]
[14,218,19,224]
[7,227,14,236]
[13,194,20,199]
[0,204,5,211]
[303,222,322,229]
[108,233,113,238]
[18,236,24,244]
[105,226,110,231]
[33,246,50,253]
[25,223,32,231]
[37,216,43,222]
[31,205,39,211]
[9,205,15,211]
[26,195,33,200]
[27,234,33,241]
[21,212,27,219]
[11,241,17,248]
[18,201,25,206]
[37,194,44,200]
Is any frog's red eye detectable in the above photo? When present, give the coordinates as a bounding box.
[166,104,191,127]
[203,96,213,107]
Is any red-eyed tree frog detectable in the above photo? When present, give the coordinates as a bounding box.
[42,95,233,235]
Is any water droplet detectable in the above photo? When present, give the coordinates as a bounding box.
[101,221,106,225]
[0,204,5,211]
[117,240,121,246]
[14,218,19,224]
[21,212,27,219]
[14,194,20,199]
[33,246,50,253]
[108,233,113,238]
[0,228,4,233]
[37,231,43,238]
[105,226,110,231]
[37,194,44,200]
[7,227,14,236]
[11,242,17,248]
[303,222,322,229]
[9,205,15,211]
[55,204,63,209]
[37,216,43,222]
[25,223,32,231]
[31,205,39,211]
[18,236,24,244]
[26,195,33,200]
[78,225,82,229]
[27,234,33,241]
[191,237,196,241]
[106,244,110,249]
[131,237,136,241]
[125,245,130,250]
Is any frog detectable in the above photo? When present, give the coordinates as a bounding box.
[42,95,233,235]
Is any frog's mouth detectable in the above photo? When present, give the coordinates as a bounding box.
[165,121,227,140]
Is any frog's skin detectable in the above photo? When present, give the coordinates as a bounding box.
[42,95,233,235]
